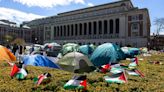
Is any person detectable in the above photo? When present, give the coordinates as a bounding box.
[12,44,18,55]
[19,45,23,55]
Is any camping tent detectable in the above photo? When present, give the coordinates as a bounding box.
[79,45,94,57]
[23,54,60,69]
[121,47,140,58]
[90,43,124,67]
[43,42,61,57]
[57,52,95,73]
[0,45,16,61]
[112,44,126,60]
[62,43,79,55]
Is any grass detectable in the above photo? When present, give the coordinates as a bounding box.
[0,53,164,92]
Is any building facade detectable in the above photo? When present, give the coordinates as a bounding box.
[150,35,164,50]
[26,0,150,47]
[0,20,33,44]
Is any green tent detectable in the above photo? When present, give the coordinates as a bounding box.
[57,52,95,73]
[62,43,79,55]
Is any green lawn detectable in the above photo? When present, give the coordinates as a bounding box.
[0,53,164,92]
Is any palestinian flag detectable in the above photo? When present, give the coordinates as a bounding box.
[16,68,28,80]
[99,64,111,73]
[126,69,145,78]
[10,64,20,77]
[120,64,129,69]
[64,75,87,90]
[34,73,51,86]
[110,64,124,74]
[129,57,138,68]
[104,72,127,84]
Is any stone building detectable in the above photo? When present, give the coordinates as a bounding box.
[26,0,150,47]
[0,20,32,44]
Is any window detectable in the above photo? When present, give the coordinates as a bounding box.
[109,20,113,34]
[60,26,63,36]
[104,20,108,34]
[75,24,78,35]
[67,25,70,36]
[116,18,119,34]
[131,23,139,31]
[64,26,66,36]
[89,22,92,35]
[84,23,87,35]
[71,24,73,36]
[99,21,102,34]
[93,21,97,35]
[79,23,82,35]
[131,15,139,21]
[54,26,56,37]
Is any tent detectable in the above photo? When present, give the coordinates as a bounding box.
[62,43,79,55]
[57,52,95,73]
[112,44,126,60]
[79,45,94,57]
[23,54,60,69]
[43,42,61,57]
[90,43,124,67]
[0,45,16,61]
[121,47,140,58]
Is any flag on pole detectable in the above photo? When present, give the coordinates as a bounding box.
[126,69,144,78]
[16,68,28,80]
[64,75,87,90]
[104,72,127,84]
[10,64,20,77]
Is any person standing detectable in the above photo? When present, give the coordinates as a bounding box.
[19,45,23,55]
[12,44,18,55]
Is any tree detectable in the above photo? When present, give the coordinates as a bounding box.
[3,35,13,44]
[11,38,26,45]
[154,18,164,35]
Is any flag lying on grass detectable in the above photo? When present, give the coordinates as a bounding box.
[104,72,127,84]
[33,73,51,86]
[16,68,28,80]
[110,64,124,74]
[10,64,20,77]
[99,64,111,73]
[126,69,145,78]
[129,57,138,68]
[64,75,87,90]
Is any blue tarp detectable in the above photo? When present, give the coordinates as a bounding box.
[79,45,94,57]
[90,43,124,67]
[23,54,60,69]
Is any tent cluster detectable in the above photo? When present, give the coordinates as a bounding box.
[0,43,150,91]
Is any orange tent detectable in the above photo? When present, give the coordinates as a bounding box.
[0,45,16,61]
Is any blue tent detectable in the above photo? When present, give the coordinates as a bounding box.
[90,43,124,67]
[23,55,60,69]
[112,44,126,60]
[79,45,94,57]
